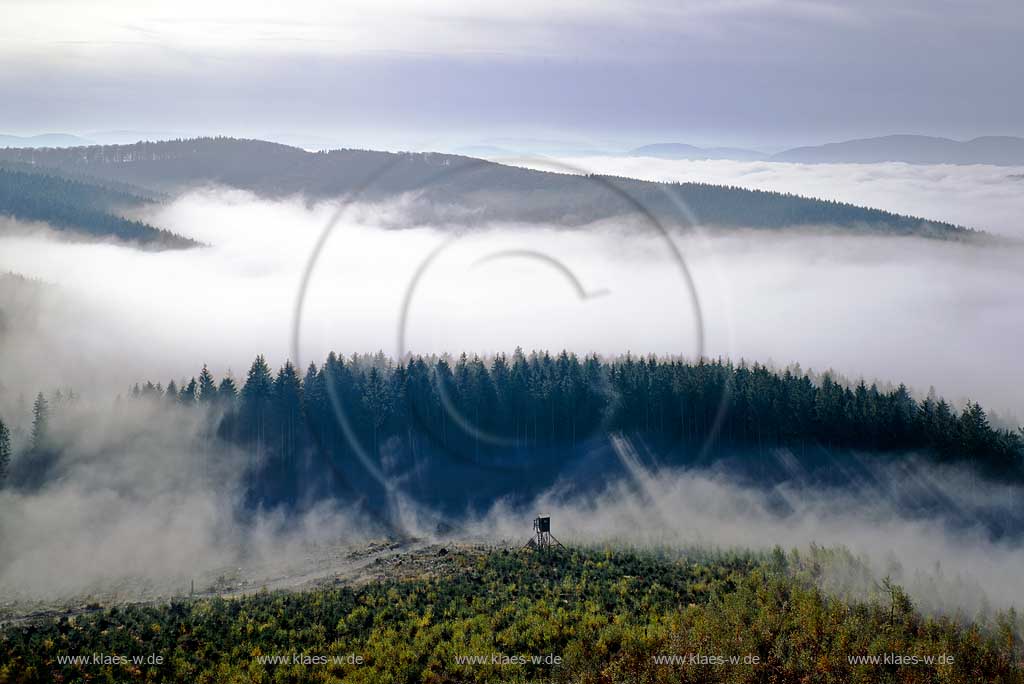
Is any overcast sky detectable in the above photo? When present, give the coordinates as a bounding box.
[1,0,1022,151]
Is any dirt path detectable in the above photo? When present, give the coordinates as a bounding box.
[0,537,443,629]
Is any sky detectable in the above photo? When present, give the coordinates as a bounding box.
[1,0,1022,151]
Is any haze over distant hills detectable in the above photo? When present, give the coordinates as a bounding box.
[0,137,978,239]
[631,135,1024,166]
[773,135,1024,165]
[0,133,95,149]
[629,143,766,161]
[15,132,1024,166]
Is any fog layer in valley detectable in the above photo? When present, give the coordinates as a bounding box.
[474,435,1024,617]
[510,155,1024,239]
[1,180,1022,417]
[2,405,1023,619]
[0,164,1022,612]
[0,397,373,601]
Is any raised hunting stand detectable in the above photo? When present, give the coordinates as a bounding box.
[523,515,564,550]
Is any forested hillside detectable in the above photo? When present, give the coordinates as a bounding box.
[0,138,978,237]
[0,168,195,248]
[161,351,1024,470]
[3,546,1021,683]
[12,351,1019,517]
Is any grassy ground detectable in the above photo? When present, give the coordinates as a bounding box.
[1,544,1021,683]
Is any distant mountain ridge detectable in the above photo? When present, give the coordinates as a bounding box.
[0,137,979,239]
[631,135,1024,166]
[0,133,94,149]
[9,132,1024,165]
[772,135,1024,165]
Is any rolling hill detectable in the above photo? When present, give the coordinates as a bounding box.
[628,135,1024,166]
[0,167,196,248]
[771,134,1024,165]
[0,133,94,149]
[0,137,979,239]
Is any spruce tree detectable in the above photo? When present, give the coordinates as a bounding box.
[273,362,304,466]
[362,366,391,454]
[31,392,49,451]
[0,416,10,484]
[179,378,198,405]
[242,355,274,449]
[217,374,238,403]
[165,380,179,405]
[198,365,218,403]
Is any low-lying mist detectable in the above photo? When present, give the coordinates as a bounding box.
[2,400,1023,621]
[0,185,1021,419]
[472,435,1024,617]
[0,179,1022,616]
[0,397,374,601]
[512,156,1024,239]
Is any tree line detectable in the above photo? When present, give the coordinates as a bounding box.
[137,351,1021,468]
[6,350,1019,493]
